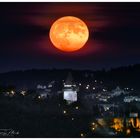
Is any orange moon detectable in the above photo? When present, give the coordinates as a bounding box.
[49,16,89,52]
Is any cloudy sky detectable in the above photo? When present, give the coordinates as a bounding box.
[0,2,140,72]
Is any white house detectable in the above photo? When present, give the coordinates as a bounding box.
[111,86,126,97]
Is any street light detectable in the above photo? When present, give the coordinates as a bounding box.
[80,133,84,137]
[63,110,66,114]
[75,106,79,110]
[92,127,95,131]
[72,118,74,121]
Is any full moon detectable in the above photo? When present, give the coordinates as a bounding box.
[49,16,89,52]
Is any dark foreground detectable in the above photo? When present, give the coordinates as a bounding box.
[0,95,140,138]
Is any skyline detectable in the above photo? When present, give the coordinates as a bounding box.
[0,3,140,72]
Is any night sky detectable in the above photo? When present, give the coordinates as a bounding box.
[0,2,140,73]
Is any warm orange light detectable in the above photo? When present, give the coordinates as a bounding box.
[126,129,131,135]
[49,16,89,52]
[111,118,124,132]
[129,118,140,129]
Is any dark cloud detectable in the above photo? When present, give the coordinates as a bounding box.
[94,26,140,44]
[0,23,47,41]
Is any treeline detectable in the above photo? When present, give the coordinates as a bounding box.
[0,64,139,90]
